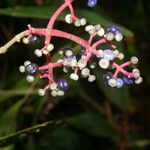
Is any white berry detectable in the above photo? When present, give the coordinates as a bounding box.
[50,83,57,90]
[85,25,94,32]
[70,73,79,81]
[99,59,110,69]
[65,50,73,57]
[88,75,96,82]
[47,44,54,52]
[51,90,58,97]
[78,59,87,69]
[42,50,49,55]
[57,90,65,96]
[131,56,138,64]
[118,53,124,60]
[38,89,45,96]
[135,77,143,84]
[65,14,73,24]
[34,49,42,57]
[24,60,31,67]
[105,32,114,41]
[115,33,123,42]
[80,18,87,26]
[81,68,90,77]
[74,19,81,27]
[26,75,34,82]
[22,38,29,44]
[108,78,117,87]
[98,28,105,36]
[19,66,25,73]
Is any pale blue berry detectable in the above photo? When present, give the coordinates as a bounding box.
[103,49,115,61]
[116,78,124,88]
[87,0,97,8]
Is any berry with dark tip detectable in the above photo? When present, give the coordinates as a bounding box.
[29,35,39,44]
[103,72,113,84]
[107,25,122,35]
[25,63,39,75]
[123,76,134,85]
[87,0,97,8]
[57,79,69,91]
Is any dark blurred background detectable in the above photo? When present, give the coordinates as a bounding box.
[0,0,150,150]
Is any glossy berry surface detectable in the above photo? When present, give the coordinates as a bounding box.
[123,76,134,85]
[103,72,113,84]
[87,0,97,8]
[29,35,39,44]
[107,25,122,35]
[25,63,39,75]
[57,79,69,91]
[116,78,124,88]
[103,49,115,61]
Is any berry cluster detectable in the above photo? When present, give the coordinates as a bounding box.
[18,0,142,97]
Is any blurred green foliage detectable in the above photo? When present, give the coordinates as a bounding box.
[0,0,149,150]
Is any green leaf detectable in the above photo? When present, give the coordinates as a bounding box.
[94,69,132,111]
[0,6,133,38]
[65,113,117,138]
[0,100,24,137]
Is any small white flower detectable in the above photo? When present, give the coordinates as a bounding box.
[22,37,29,44]
[80,18,87,26]
[88,75,96,82]
[115,33,123,42]
[34,49,42,57]
[50,83,57,90]
[19,66,25,73]
[26,75,34,82]
[57,90,65,96]
[98,28,105,36]
[51,90,58,97]
[131,56,138,64]
[24,61,31,67]
[135,77,143,84]
[70,73,79,81]
[65,14,73,24]
[81,68,90,77]
[108,78,117,87]
[38,89,45,96]
[99,59,110,69]
[104,32,114,41]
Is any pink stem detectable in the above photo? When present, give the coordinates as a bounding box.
[112,62,133,78]
[92,38,116,49]
[45,0,76,47]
